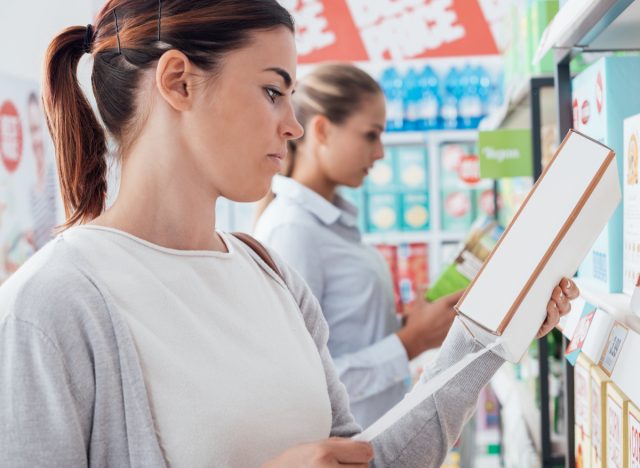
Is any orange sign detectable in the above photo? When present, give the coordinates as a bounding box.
[285,0,499,63]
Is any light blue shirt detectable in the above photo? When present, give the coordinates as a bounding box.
[255,176,410,428]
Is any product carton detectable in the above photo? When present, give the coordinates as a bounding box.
[629,401,640,468]
[366,149,397,192]
[575,354,593,468]
[426,217,503,302]
[606,383,629,468]
[394,145,428,190]
[401,192,430,231]
[397,242,428,306]
[455,130,620,362]
[374,244,402,313]
[366,192,400,233]
[591,365,610,466]
[441,188,473,232]
[624,113,640,294]
[572,56,640,293]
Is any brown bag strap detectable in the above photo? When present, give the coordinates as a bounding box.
[232,232,284,281]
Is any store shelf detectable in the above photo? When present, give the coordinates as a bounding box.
[491,364,564,461]
[559,280,640,409]
[381,131,426,145]
[535,0,640,64]
[362,231,465,245]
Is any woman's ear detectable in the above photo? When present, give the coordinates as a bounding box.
[309,114,332,146]
[155,50,197,112]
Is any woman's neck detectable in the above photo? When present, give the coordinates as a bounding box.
[289,152,337,202]
[90,146,226,253]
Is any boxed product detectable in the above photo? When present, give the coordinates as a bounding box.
[473,183,498,219]
[366,192,400,233]
[397,242,428,306]
[572,56,640,293]
[591,365,610,466]
[455,130,620,362]
[606,383,629,468]
[441,188,473,232]
[426,217,503,302]
[395,145,428,190]
[575,354,593,468]
[401,192,430,231]
[629,401,640,468]
[624,113,640,295]
[374,244,402,314]
[366,149,397,192]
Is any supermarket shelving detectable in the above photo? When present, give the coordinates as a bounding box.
[542,1,640,465]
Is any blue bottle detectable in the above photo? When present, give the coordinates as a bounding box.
[458,64,483,129]
[380,67,404,132]
[441,67,460,130]
[476,64,492,117]
[417,65,441,130]
[403,68,421,131]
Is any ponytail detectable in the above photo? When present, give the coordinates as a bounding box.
[42,25,107,229]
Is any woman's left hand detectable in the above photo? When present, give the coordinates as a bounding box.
[537,278,579,339]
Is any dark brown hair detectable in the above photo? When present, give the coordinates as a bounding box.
[42,0,294,228]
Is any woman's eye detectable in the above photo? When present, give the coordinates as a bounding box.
[365,132,379,141]
[265,87,283,103]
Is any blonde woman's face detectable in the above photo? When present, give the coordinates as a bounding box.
[319,92,386,188]
[185,27,303,202]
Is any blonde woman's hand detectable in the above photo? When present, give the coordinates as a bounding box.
[262,437,374,468]
[536,278,579,339]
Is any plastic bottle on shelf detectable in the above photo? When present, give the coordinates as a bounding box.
[402,68,420,131]
[476,64,492,117]
[458,64,483,129]
[380,67,405,132]
[441,67,460,130]
[417,65,441,130]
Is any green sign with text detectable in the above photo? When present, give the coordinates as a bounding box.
[478,129,532,178]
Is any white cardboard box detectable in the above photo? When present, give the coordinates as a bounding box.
[456,130,621,362]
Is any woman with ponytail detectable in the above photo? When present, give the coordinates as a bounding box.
[0,1,576,467]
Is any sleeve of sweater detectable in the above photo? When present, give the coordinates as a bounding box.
[271,248,505,468]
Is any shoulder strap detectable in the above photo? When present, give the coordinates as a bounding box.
[231,232,284,281]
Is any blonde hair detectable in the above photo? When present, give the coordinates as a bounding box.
[254,63,382,225]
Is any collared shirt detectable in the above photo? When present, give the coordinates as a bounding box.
[255,176,410,428]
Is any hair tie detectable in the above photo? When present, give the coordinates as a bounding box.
[83,24,94,54]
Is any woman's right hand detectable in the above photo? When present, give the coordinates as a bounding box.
[262,437,374,467]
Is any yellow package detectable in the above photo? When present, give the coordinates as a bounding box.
[590,366,610,467]
[606,383,629,468]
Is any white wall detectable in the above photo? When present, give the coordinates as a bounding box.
[0,1,94,82]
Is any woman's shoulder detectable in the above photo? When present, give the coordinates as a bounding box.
[0,236,110,339]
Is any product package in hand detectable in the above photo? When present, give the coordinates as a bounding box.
[426,216,504,303]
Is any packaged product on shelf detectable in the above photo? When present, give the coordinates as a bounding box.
[456,130,620,362]
[624,113,640,295]
[394,145,428,189]
[591,365,610,467]
[440,142,478,232]
[572,56,640,293]
[629,400,640,468]
[397,242,428,306]
[575,354,593,468]
[425,217,503,303]
[441,189,473,231]
[366,192,400,233]
[473,183,498,219]
[365,148,397,192]
[401,192,430,231]
[373,244,402,314]
[606,383,629,468]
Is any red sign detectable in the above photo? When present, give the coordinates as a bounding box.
[0,100,23,173]
[581,99,590,126]
[458,154,481,184]
[286,0,499,63]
